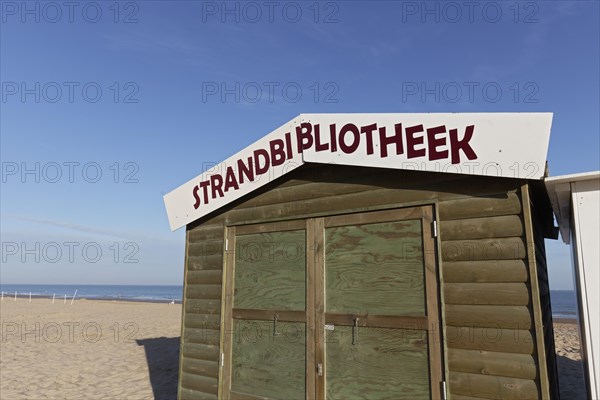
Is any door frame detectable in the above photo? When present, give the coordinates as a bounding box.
[220,205,444,400]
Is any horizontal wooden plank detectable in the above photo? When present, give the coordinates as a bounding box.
[184,313,221,328]
[235,218,306,234]
[179,387,218,400]
[449,371,539,399]
[188,243,224,259]
[448,348,537,380]
[232,309,306,323]
[230,390,271,400]
[185,299,221,315]
[439,192,521,221]
[186,270,223,285]
[187,255,224,271]
[186,284,222,300]
[180,372,218,396]
[442,260,529,283]
[323,206,424,228]
[224,182,516,227]
[440,215,523,240]
[444,283,530,306]
[182,358,219,379]
[234,168,462,211]
[182,342,220,362]
[325,313,428,330]
[184,328,221,346]
[446,326,535,354]
[187,224,224,242]
[445,305,532,329]
[450,395,488,400]
[441,237,526,262]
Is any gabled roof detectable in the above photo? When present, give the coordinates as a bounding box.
[164,113,553,230]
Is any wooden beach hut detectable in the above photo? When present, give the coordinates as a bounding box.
[164,113,559,399]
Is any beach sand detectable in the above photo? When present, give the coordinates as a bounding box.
[1,298,182,400]
[0,299,587,399]
[554,320,587,399]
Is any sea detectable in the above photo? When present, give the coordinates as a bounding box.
[0,285,578,318]
[0,284,183,304]
[550,289,578,319]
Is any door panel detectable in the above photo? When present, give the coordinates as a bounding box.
[231,319,306,399]
[326,326,430,400]
[234,230,306,311]
[224,222,308,400]
[325,219,425,316]
[321,207,440,400]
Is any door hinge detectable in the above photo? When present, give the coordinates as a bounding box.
[432,220,438,238]
[441,380,447,400]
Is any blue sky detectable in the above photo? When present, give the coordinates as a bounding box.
[1,1,598,288]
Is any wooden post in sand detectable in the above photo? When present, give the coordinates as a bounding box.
[14,291,17,301]
[52,294,55,304]
[29,292,32,303]
[70,289,77,305]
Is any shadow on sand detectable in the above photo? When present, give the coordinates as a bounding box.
[136,337,180,400]
[556,354,586,399]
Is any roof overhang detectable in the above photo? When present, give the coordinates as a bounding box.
[545,171,600,244]
[164,113,553,231]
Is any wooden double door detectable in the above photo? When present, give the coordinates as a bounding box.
[220,206,443,400]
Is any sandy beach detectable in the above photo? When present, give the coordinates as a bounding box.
[554,320,587,399]
[0,298,182,400]
[0,299,587,399]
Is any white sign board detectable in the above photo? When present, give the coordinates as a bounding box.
[164,113,553,230]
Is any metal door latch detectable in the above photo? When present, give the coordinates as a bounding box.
[273,314,280,336]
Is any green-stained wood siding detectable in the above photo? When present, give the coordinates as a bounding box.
[234,230,306,311]
[325,220,425,316]
[326,326,430,400]
[179,165,556,400]
[231,320,306,400]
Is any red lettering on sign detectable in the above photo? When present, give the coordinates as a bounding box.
[450,125,477,164]
[284,132,293,159]
[379,124,404,158]
[360,123,377,155]
[427,125,448,161]
[296,123,313,153]
[254,149,270,175]
[339,124,360,154]
[314,124,329,152]
[210,175,224,199]
[406,124,426,159]
[192,186,201,209]
[270,139,286,167]
[199,180,210,204]
[189,121,480,210]
[224,166,239,192]
[329,124,338,152]
[237,157,254,184]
